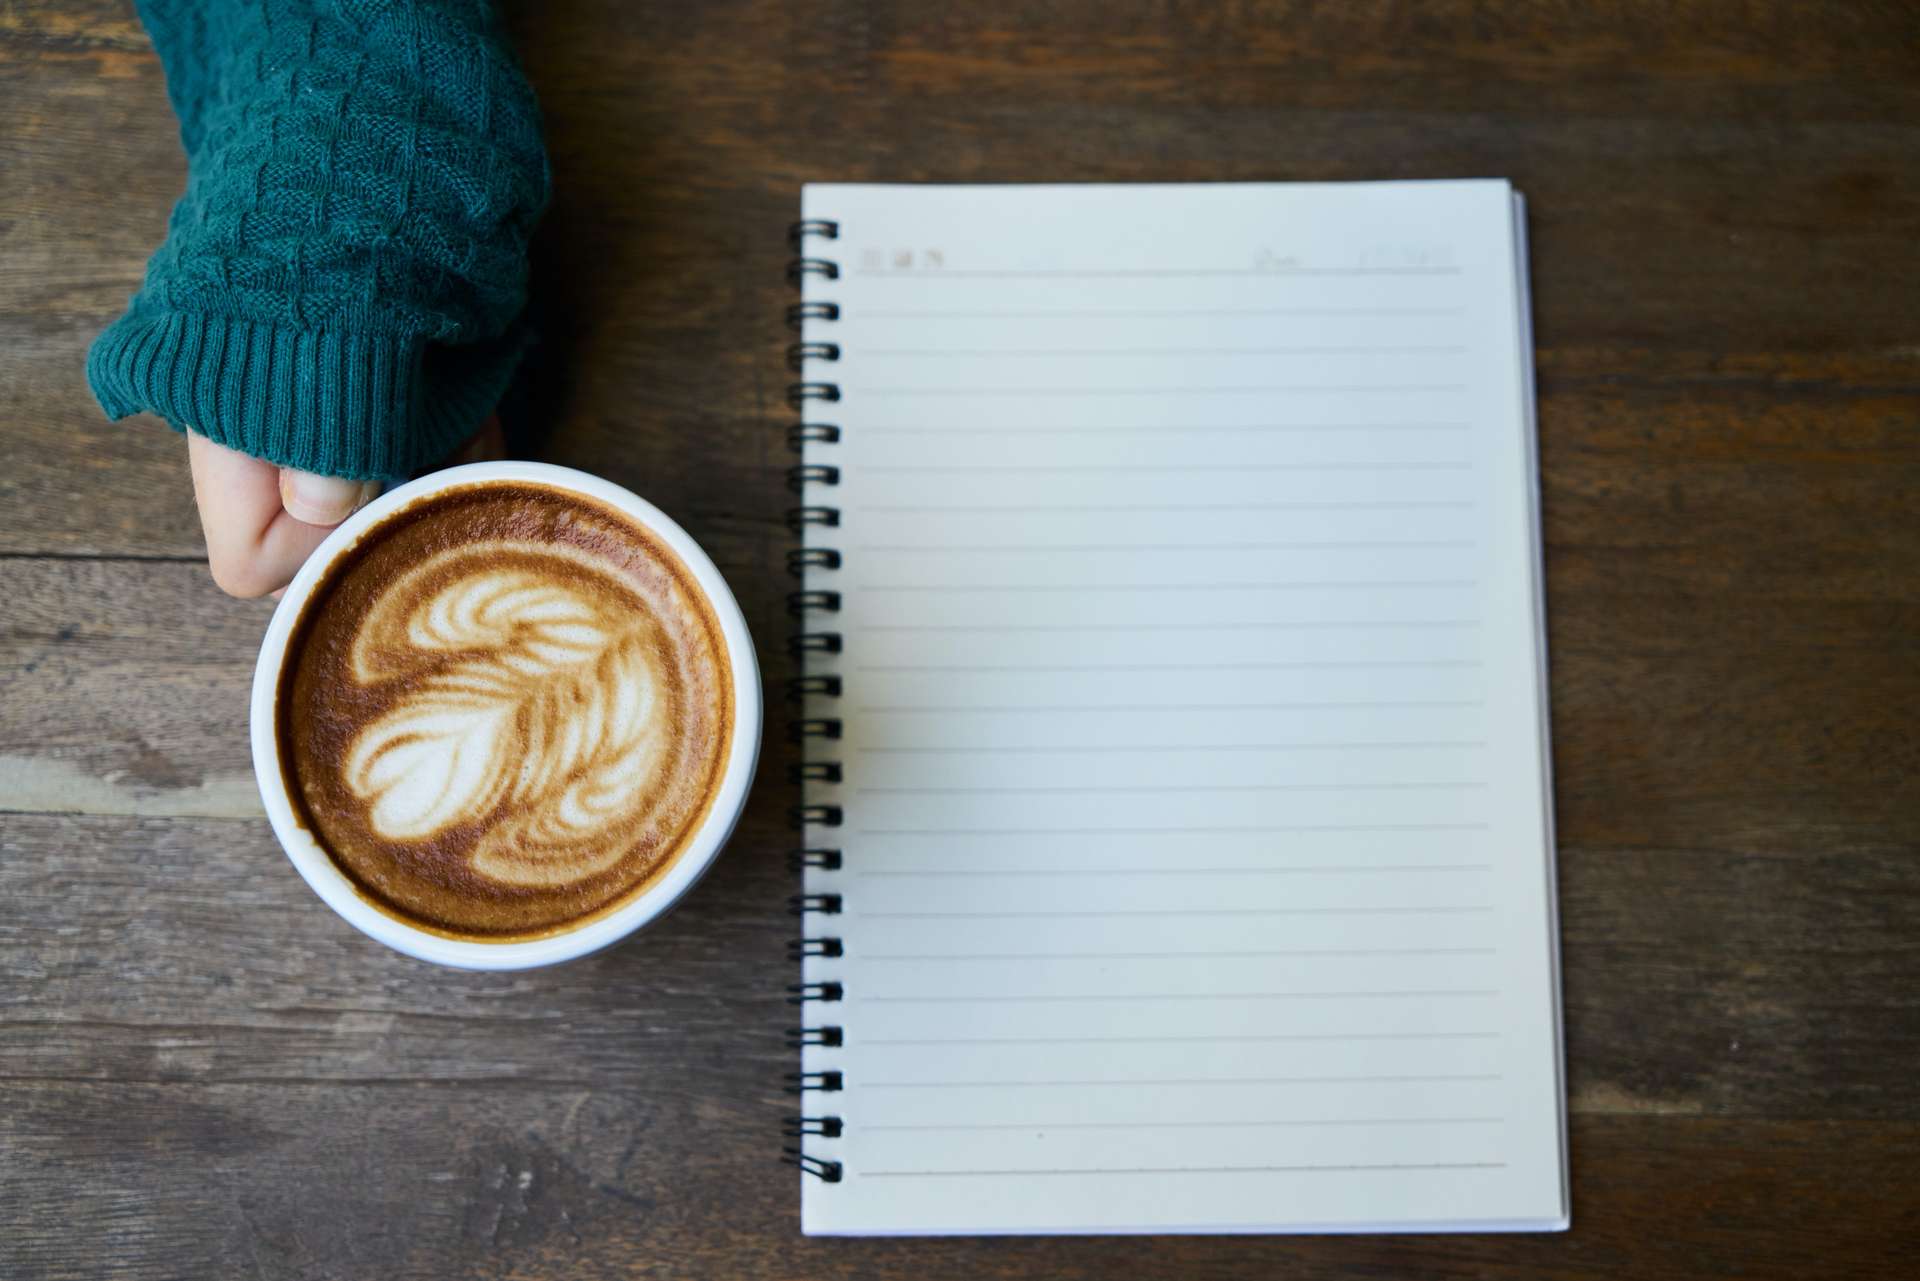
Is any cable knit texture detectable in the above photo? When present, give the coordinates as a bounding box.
[89,0,549,480]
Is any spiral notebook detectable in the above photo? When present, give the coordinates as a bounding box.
[782,181,1565,1236]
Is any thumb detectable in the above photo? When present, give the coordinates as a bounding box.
[279,469,380,527]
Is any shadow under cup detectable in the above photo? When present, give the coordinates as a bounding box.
[249,462,762,970]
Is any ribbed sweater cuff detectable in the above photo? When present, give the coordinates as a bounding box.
[87,311,531,481]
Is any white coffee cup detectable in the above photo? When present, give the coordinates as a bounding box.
[249,461,761,970]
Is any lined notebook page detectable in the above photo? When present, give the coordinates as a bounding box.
[794,182,1564,1235]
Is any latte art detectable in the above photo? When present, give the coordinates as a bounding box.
[344,545,673,886]
[278,485,734,940]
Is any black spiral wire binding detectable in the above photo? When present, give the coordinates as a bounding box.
[788,548,842,572]
[788,762,842,784]
[780,217,845,1186]
[788,423,841,448]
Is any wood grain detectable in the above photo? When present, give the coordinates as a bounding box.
[4,1090,1917,1280]
[0,814,794,1086]
[2,0,1918,1276]
[3,814,1914,1119]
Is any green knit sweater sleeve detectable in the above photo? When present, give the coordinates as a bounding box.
[89,0,550,481]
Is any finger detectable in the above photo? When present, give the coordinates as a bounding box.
[280,468,378,526]
[185,432,372,598]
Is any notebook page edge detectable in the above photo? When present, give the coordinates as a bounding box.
[806,1213,1571,1237]
[1510,188,1571,1229]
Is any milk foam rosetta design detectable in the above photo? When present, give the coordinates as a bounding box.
[343,541,679,888]
[281,483,735,940]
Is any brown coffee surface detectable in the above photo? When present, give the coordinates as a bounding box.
[279,483,733,940]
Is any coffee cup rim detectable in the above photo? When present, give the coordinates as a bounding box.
[249,461,762,970]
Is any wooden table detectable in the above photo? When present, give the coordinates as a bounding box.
[4,2,1917,1276]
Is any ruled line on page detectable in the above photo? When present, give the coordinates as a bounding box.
[859,582,1478,594]
[854,823,1492,836]
[855,783,1487,796]
[856,743,1488,755]
[860,1074,1502,1089]
[857,1163,1507,1179]
[851,385,1469,397]
[860,1030,1500,1045]
[854,306,1470,319]
[864,998,1505,1006]
[860,1115,1502,1131]
[861,423,1472,436]
[850,988,1500,1007]
[854,948,1489,961]
[850,267,1465,279]
[852,462,1471,473]
[852,866,1493,880]
[861,621,1477,634]
[853,539,1475,552]
[853,908,1495,921]
[859,501,1475,513]
[859,346,1470,358]
[854,700,1483,713]
[852,660,1485,673]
